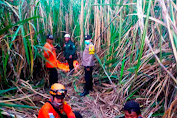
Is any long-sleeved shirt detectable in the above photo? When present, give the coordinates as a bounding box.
[43,42,57,68]
[82,42,95,67]
[38,100,75,118]
[64,40,76,59]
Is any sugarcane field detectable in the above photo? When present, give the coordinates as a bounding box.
[0,0,177,118]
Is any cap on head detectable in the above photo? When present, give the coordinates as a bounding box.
[64,34,70,38]
[50,83,67,98]
[46,34,53,40]
[85,35,92,40]
[124,100,141,115]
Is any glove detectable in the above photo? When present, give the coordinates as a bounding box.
[54,45,60,50]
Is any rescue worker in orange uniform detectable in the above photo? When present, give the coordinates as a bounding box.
[38,83,82,118]
[43,35,59,86]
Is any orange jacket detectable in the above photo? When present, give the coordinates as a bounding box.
[43,42,57,68]
[38,100,75,118]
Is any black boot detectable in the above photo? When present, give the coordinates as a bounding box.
[89,87,93,91]
[80,90,89,97]
[89,85,93,91]
[73,111,83,118]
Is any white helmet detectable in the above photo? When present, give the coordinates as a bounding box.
[64,34,70,38]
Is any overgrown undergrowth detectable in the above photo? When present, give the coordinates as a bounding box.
[0,0,177,118]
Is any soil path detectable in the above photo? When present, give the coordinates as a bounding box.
[56,71,122,118]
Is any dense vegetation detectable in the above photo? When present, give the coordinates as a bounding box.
[0,0,176,117]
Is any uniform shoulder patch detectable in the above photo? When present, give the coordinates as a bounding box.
[89,44,95,54]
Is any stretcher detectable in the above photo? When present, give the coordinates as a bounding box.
[57,60,79,72]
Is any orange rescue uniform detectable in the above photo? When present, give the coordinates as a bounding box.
[44,42,57,68]
[38,100,75,118]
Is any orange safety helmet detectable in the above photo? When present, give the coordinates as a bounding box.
[50,83,67,98]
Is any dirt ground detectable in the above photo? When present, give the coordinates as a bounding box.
[56,70,123,118]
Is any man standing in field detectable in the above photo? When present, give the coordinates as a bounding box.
[80,35,95,97]
[63,34,76,75]
[43,34,58,86]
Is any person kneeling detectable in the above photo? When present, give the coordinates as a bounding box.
[38,83,82,118]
